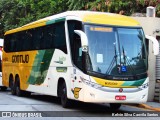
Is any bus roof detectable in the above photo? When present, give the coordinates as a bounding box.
[5,11,140,35]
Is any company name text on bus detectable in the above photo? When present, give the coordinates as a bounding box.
[12,55,29,63]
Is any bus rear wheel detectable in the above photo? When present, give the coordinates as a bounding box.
[9,77,16,95]
[109,103,121,110]
[60,82,70,108]
[15,77,25,97]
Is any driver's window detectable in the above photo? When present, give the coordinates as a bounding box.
[67,20,83,70]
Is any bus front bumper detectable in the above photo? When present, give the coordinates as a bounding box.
[82,84,148,103]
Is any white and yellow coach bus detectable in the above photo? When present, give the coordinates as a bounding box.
[2,11,158,110]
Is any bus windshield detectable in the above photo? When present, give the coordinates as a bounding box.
[85,25,147,78]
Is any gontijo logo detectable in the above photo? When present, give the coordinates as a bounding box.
[12,55,29,63]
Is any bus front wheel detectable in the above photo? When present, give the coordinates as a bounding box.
[60,82,70,108]
[109,103,121,110]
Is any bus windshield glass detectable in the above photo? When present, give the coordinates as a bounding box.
[84,25,147,77]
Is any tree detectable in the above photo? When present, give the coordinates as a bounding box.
[68,0,160,16]
[67,0,88,10]
[0,0,68,38]
[0,0,160,38]
[0,0,18,37]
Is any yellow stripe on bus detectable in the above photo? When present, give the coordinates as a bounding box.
[83,13,140,26]
[5,20,47,35]
[92,76,137,88]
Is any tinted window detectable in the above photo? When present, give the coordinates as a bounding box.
[68,20,83,70]
[4,21,67,54]
[54,22,67,53]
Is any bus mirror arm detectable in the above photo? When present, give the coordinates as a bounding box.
[74,30,88,52]
[145,35,159,55]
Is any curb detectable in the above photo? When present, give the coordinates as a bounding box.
[137,104,160,112]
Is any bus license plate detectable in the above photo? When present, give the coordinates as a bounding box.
[115,95,126,100]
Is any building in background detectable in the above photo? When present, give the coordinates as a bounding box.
[132,16,160,102]
[0,38,7,90]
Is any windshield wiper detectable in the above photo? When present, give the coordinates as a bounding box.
[106,45,136,76]
[122,46,126,65]
[106,44,118,74]
[122,46,136,75]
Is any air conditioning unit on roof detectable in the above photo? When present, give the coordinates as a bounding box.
[146,6,156,17]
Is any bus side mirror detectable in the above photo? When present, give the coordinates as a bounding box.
[74,30,88,52]
[145,35,159,55]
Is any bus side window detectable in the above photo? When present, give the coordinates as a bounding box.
[41,27,46,49]
[32,28,41,50]
[67,20,83,70]
[16,32,23,51]
[42,25,55,49]
[48,24,55,49]
[10,34,17,52]
[54,22,67,54]
[24,30,32,51]
[4,35,11,52]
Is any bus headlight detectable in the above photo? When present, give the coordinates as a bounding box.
[80,77,102,89]
[138,83,149,90]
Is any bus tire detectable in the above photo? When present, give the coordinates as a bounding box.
[9,76,16,95]
[60,82,70,108]
[109,103,121,110]
[15,77,24,97]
